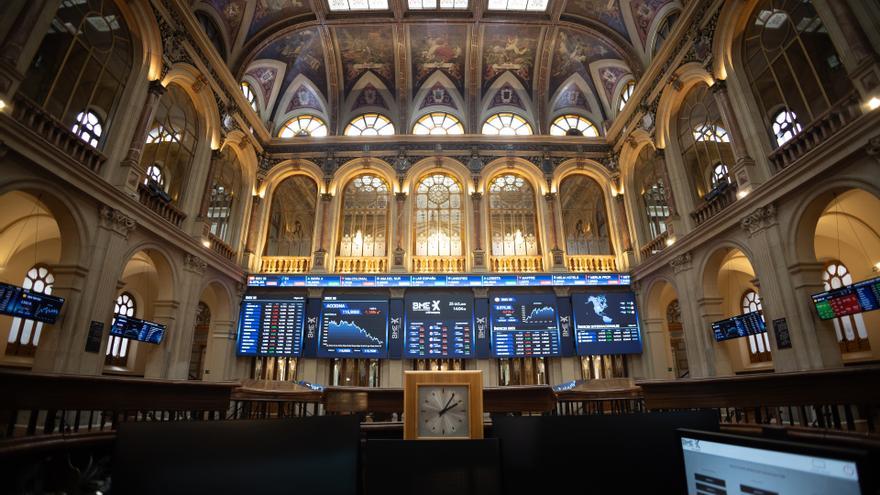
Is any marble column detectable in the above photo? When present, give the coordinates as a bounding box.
[118,80,167,195]
[393,192,407,271]
[816,0,880,98]
[471,191,485,271]
[544,192,565,269]
[203,319,235,381]
[313,193,333,271]
[244,195,263,256]
[713,80,763,191]
[654,150,685,236]
[0,0,55,95]
[643,317,673,379]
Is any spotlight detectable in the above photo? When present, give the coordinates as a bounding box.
[737,190,750,199]
[202,238,211,248]
[868,97,880,111]
[665,237,676,247]
[0,99,6,111]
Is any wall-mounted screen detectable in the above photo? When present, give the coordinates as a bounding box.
[248,273,631,288]
[812,276,880,320]
[571,292,642,355]
[490,294,560,357]
[0,282,65,324]
[403,291,474,358]
[109,315,165,345]
[236,295,306,356]
[712,312,766,342]
[318,297,389,358]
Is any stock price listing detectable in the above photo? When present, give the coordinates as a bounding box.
[490,295,560,357]
[404,292,474,358]
[236,296,306,357]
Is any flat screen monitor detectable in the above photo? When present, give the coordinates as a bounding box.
[403,291,474,358]
[489,294,560,357]
[0,282,64,324]
[812,276,880,320]
[678,429,868,495]
[236,295,306,356]
[712,312,766,342]
[109,315,165,344]
[571,291,642,355]
[317,296,389,358]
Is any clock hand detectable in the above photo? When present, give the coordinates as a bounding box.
[438,393,456,416]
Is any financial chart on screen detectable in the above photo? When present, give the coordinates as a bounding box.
[490,294,560,357]
[571,292,642,355]
[403,292,474,358]
[318,297,389,357]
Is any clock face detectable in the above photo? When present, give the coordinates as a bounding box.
[417,385,469,438]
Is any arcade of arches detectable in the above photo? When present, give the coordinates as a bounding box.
[0,0,879,389]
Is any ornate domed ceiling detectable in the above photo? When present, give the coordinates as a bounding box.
[192,0,682,137]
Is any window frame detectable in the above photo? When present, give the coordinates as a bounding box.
[344,113,395,137]
[481,112,533,136]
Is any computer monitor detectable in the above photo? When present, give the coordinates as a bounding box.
[678,429,870,495]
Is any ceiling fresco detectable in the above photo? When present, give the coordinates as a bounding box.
[246,0,312,39]
[334,25,397,94]
[410,23,468,96]
[563,0,630,41]
[481,25,542,95]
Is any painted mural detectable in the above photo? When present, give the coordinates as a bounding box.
[481,25,541,94]
[564,0,630,41]
[631,0,676,46]
[598,66,631,107]
[335,26,396,94]
[352,84,390,111]
[202,0,246,41]
[244,66,278,108]
[550,29,619,96]
[552,83,592,113]
[285,84,323,113]
[488,82,525,111]
[247,0,311,38]
[253,27,327,99]
[410,24,468,95]
[419,83,458,110]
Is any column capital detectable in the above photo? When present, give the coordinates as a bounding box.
[740,204,777,236]
[669,252,693,273]
[710,79,728,95]
[147,79,167,97]
[183,253,207,274]
[395,192,407,202]
[321,192,333,202]
[470,191,483,201]
[544,191,557,201]
[98,205,137,238]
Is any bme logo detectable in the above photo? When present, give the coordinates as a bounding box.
[412,300,441,312]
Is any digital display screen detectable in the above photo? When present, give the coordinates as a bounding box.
[0,282,65,324]
[712,312,766,342]
[236,295,306,356]
[403,291,474,358]
[489,294,560,357]
[812,276,880,320]
[318,297,389,357]
[247,273,631,288]
[571,292,642,355]
[109,315,166,344]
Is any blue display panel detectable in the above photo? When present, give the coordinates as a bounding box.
[248,273,631,288]
[811,276,880,320]
[571,292,642,355]
[236,295,306,356]
[109,315,166,344]
[490,294,561,357]
[403,291,474,358]
[0,282,65,324]
[712,312,766,342]
[317,297,389,357]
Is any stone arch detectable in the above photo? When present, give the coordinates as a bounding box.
[330,158,398,195]
[655,63,714,150]
[552,160,623,259]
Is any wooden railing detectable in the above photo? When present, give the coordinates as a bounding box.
[411,256,466,273]
[8,95,107,173]
[260,256,311,273]
[207,233,235,261]
[489,255,543,272]
[690,183,737,226]
[137,183,186,228]
[639,231,669,261]
[566,254,617,272]
[333,256,388,273]
[768,93,862,172]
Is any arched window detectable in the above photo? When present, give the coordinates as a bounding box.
[240,81,257,112]
[711,163,730,188]
[264,176,318,257]
[677,83,735,201]
[20,0,133,150]
[207,148,242,243]
[106,292,136,367]
[652,11,680,56]
[742,0,852,149]
[145,164,165,187]
[412,113,464,135]
[634,146,670,242]
[741,290,772,363]
[344,114,395,136]
[413,173,464,258]
[6,266,54,357]
[823,261,871,353]
[195,11,226,59]
[549,115,599,137]
[140,84,199,204]
[488,174,540,257]
[481,113,533,136]
[559,175,612,255]
[618,81,635,112]
[72,110,103,147]
[771,108,802,146]
[337,175,390,258]
[279,115,328,137]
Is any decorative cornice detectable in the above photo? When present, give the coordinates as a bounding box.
[669,252,692,273]
[98,205,136,238]
[740,204,777,236]
[867,136,880,162]
[183,253,207,274]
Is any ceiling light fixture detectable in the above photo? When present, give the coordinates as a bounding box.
[867,97,880,111]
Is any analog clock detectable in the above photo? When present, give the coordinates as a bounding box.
[417,385,469,438]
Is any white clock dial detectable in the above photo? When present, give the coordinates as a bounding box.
[417,385,469,438]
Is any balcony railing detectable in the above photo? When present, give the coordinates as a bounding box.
[137,183,186,228]
[411,256,466,273]
[690,183,737,226]
[489,255,543,272]
[9,95,107,173]
[566,254,617,272]
[207,233,235,261]
[260,256,311,273]
[639,231,669,261]
[334,256,388,273]
[768,93,861,172]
